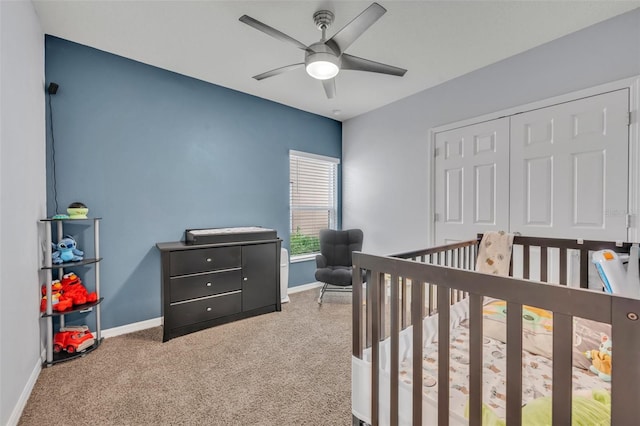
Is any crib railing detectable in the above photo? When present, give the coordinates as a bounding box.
[356,240,479,352]
[352,236,640,426]
[507,236,633,287]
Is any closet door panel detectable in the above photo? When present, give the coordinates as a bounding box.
[524,156,553,226]
[573,151,605,227]
[445,168,463,223]
[434,117,510,244]
[510,89,629,240]
[474,163,496,224]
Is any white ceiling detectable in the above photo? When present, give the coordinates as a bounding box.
[32,1,640,121]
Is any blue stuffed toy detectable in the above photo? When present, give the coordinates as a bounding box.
[52,235,84,264]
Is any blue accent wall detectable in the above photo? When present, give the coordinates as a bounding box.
[45,36,341,329]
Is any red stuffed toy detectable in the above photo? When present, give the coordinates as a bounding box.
[60,272,97,306]
[40,280,67,312]
[40,272,97,312]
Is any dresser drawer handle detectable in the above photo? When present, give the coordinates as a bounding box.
[206,282,212,287]
[206,307,212,312]
[206,258,212,263]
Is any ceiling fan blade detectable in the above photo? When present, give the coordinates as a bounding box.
[253,63,304,81]
[240,15,309,52]
[322,78,336,99]
[325,3,386,55]
[341,53,407,77]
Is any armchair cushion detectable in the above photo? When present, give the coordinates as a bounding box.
[315,266,353,287]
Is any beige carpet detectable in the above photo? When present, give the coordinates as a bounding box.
[19,288,353,426]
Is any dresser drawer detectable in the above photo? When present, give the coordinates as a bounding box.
[170,246,241,276]
[170,269,241,303]
[169,292,242,326]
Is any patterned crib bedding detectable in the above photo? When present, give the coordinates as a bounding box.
[397,318,611,421]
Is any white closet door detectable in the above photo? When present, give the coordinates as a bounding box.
[510,89,629,240]
[434,118,510,244]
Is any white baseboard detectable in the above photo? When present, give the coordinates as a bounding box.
[287,281,323,294]
[101,317,163,339]
[7,356,42,426]
[97,284,323,338]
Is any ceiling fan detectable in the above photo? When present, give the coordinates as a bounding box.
[239,2,407,99]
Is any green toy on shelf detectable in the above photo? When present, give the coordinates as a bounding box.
[67,202,89,219]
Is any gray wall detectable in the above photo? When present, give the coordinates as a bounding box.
[343,8,640,255]
[0,1,46,424]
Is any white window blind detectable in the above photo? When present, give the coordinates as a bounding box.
[289,151,339,257]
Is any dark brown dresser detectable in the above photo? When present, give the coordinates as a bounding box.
[156,227,281,342]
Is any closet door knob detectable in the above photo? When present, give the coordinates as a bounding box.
[243,277,248,281]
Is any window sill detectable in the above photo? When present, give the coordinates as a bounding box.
[290,253,317,264]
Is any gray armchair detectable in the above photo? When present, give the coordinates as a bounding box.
[315,228,364,304]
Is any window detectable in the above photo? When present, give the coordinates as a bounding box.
[289,150,339,258]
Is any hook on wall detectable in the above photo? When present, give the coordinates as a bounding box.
[47,82,59,95]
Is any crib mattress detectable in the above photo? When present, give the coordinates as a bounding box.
[397,317,611,422]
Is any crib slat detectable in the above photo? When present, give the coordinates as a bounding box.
[509,248,514,276]
[506,301,523,425]
[401,277,407,329]
[438,287,450,426]
[457,248,462,302]
[559,248,567,285]
[611,297,640,424]
[552,312,573,425]
[412,279,424,426]
[540,246,548,282]
[470,244,474,271]
[353,266,363,358]
[450,270,455,305]
[456,247,461,268]
[366,271,373,350]
[464,245,469,270]
[423,282,428,319]
[379,276,386,341]
[523,245,530,279]
[390,274,400,426]
[468,294,483,426]
[430,254,437,314]
[371,271,381,426]
[428,283,434,316]
[579,248,589,288]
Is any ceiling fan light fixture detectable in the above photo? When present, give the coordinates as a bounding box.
[305,51,340,80]
[306,60,339,80]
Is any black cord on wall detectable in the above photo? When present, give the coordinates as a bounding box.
[47,82,60,214]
